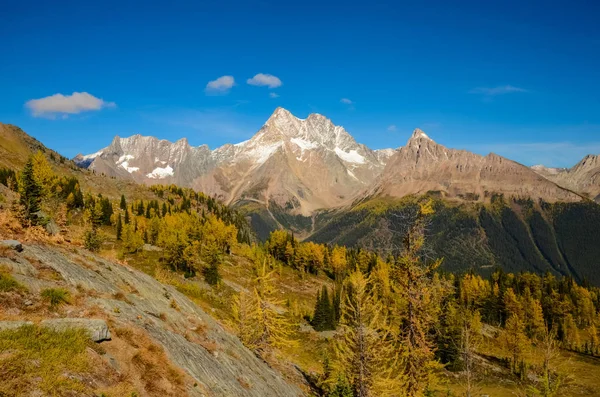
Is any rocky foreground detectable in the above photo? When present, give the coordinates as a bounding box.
[0,240,304,396]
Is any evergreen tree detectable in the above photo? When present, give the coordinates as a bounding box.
[116,214,123,241]
[124,209,130,224]
[18,157,43,225]
[120,194,127,210]
[312,289,323,330]
[313,286,336,331]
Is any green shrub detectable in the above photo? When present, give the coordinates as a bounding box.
[0,270,22,292]
[41,287,70,308]
[84,227,103,252]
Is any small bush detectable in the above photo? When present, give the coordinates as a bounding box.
[0,269,22,292]
[83,227,103,252]
[41,287,70,308]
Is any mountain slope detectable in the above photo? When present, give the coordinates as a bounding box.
[309,195,600,285]
[368,129,581,203]
[533,155,600,201]
[77,108,395,233]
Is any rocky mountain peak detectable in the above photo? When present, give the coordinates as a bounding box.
[407,128,434,144]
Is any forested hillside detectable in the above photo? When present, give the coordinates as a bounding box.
[310,194,600,286]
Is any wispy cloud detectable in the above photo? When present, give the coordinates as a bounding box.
[247,73,282,88]
[25,92,115,118]
[269,92,280,98]
[205,75,235,95]
[340,98,353,105]
[469,85,528,96]
[387,124,397,132]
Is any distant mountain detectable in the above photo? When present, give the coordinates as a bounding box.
[532,155,600,201]
[76,108,394,220]
[365,129,581,203]
[78,108,591,236]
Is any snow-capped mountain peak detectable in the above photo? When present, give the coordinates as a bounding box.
[77,107,397,213]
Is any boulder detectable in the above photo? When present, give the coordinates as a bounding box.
[40,318,111,342]
[142,244,162,252]
[1,240,23,252]
[44,219,60,236]
[0,320,34,330]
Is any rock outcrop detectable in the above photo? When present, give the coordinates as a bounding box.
[40,318,111,342]
[0,244,305,396]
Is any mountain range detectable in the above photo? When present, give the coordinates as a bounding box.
[3,113,600,284]
[76,107,598,222]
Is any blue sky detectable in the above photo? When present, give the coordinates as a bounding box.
[1,0,599,167]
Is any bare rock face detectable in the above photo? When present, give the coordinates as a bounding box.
[0,320,34,330]
[370,129,581,202]
[40,318,111,342]
[532,155,600,201]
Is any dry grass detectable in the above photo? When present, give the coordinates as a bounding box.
[0,209,23,240]
[112,291,132,304]
[108,325,188,396]
[237,377,252,390]
[0,325,93,396]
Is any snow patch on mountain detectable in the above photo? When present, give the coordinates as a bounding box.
[82,150,103,160]
[245,142,282,165]
[147,165,174,179]
[120,162,139,173]
[334,147,365,164]
[291,137,318,151]
[117,154,135,164]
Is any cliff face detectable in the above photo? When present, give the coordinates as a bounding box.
[0,242,304,397]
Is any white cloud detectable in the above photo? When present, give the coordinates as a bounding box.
[25,92,115,118]
[469,85,528,96]
[340,98,353,104]
[205,75,235,94]
[269,92,280,98]
[247,73,282,88]
[387,124,397,132]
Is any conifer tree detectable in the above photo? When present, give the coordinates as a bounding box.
[124,209,130,225]
[528,326,564,397]
[253,260,296,354]
[116,214,123,241]
[232,260,296,355]
[311,286,336,331]
[18,157,43,225]
[393,199,443,396]
[459,308,482,397]
[120,194,127,210]
[501,314,529,376]
[334,269,404,397]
